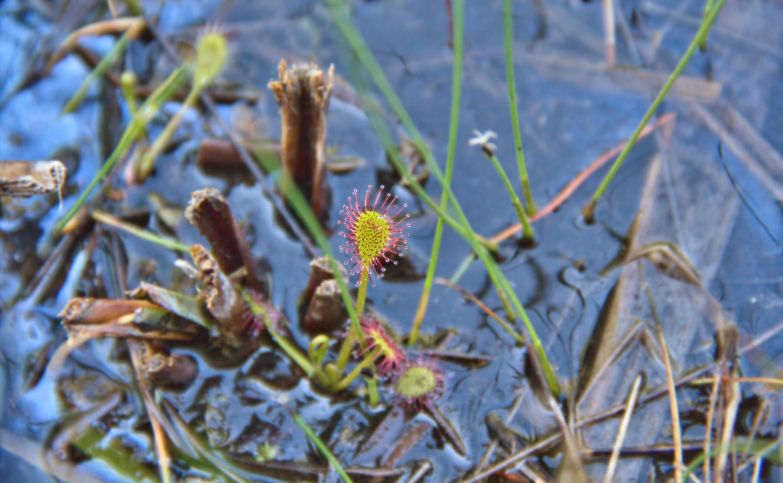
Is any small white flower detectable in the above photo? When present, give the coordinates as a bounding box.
[468,129,498,156]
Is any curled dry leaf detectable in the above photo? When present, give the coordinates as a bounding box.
[0,160,66,204]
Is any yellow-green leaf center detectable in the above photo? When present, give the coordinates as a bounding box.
[396,366,435,398]
[354,210,391,268]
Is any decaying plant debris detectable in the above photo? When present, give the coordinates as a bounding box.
[269,60,334,219]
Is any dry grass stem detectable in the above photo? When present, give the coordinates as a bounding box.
[644,271,683,482]
[603,375,643,483]
[129,340,172,483]
[602,0,616,65]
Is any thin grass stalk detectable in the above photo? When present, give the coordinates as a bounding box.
[409,0,464,346]
[55,65,190,232]
[137,86,201,178]
[328,0,559,393]
[603,375,643,483]
[601,0,616,65]
[293,413,353,483]
[62,28,135,114]
[699,0,716,50]
[335,346,382,391]
[502,0,536,215]
[244,289,314,375]
[331,15,517,322]
[91,210,191,252]
[703,368,720,481]
[488,153,533,240]
[582,0,727,221]
[645,272,683,482]
[120,71,139,115]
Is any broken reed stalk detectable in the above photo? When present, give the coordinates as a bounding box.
[502,0,536,215]
[269,60,334,218]
[185,188,261,290]
[582,0,727,222]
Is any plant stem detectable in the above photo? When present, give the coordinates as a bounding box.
[335,333,355,372]
[699,0,715,50]
[488,153,534,241]
[583,0,727,222]
[363,101,524,341]
[55,65,190,232]
[245,288,314,375]
[136,85,201,179]
[409,0,463,346]
[355,269,368,316]
[63,28,134,114]
[503,0,536,215]
[293,413,353,483]
[258,155,378,400]
[335,346,382,391]
[92,210,191,252]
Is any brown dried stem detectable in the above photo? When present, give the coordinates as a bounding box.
[268,60,334,217]
[185,188,260,289]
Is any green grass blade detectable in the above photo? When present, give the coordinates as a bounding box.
[242,289,314,375]
[91,210,191,253]
[503,0,537,215]
[488,152,533,240]
[409,0,464,345]
[583,0,727,221]
[255,152,378,401]
[62,30,133,114]
[293,413,353,483]
[325,0,493,254]
[55,65,190,232]
[254,151,361,342]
